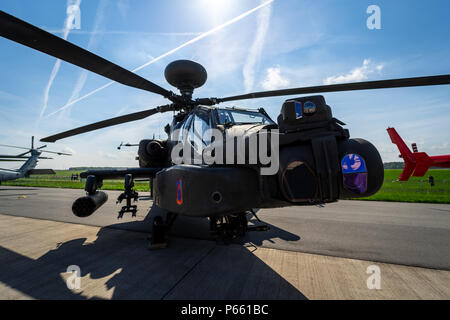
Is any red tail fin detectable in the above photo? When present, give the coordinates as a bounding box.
[387,127,416,181]
[411,152,433,177]
[387,128,433,180]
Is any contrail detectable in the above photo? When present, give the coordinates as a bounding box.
[243,0,272,92]
[61,0,107,117]
[44,30,202,36]
[43,0,275,119]
[40,0,82,119]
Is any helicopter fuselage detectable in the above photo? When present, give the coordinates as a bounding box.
[77,96,384,219]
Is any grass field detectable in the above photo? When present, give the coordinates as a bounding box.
[2,169,450,204]
[356,169,450,204]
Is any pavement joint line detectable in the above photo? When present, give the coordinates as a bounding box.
[0,212,218,246]
[0,212,218,244]
[249,245,449,272]
[253,245,450,272]
[257,215,450,230]
[0,212,114,230]
[429,208,450,212]
[160,245,217,300]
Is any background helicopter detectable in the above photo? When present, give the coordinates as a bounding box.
[0,136,71,183]
[387,127,450,181]
[1,10,450,246]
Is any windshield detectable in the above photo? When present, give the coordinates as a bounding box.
[217,108,274,125]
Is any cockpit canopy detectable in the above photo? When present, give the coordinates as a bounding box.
[169,106,275,148]
[216,108,275,126]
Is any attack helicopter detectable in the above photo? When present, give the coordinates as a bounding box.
[1,10,449,246]
[0,136,71,184]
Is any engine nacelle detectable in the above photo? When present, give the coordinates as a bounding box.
[138,139,168,167]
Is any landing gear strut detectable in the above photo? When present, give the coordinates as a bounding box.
[210,210,270,244]
[149,212,177,250]
[147,210,268,249]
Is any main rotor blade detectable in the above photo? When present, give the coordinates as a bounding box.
[40,150,71,156]
[40,104,175,142]
[0,155,29,159]
[0,10,174,99]
[17,151,31,157]
[217,75,450,103]
[0,154,52,160]
[0,144,29,150]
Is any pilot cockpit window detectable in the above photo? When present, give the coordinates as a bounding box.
[189,110,212,151]
[172,113,193,143]
[217,108,274,125]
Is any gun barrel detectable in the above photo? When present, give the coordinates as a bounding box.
[72,191,108,217]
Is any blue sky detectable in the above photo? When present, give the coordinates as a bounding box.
[0,0,449,169]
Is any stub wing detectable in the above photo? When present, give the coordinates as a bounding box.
[79,167,162,179]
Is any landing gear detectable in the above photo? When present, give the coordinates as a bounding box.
[116,174,139,218]
[210,210,270,244]
[149,178,154,199]
[147,210,268,249]
[149,212,178,250]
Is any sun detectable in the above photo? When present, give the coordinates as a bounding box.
[199,0,231,11]
[197,0,235,23]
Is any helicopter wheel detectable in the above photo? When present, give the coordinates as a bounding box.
[210,212,250,244]
[149,216,168,250]
[148,213,178,250]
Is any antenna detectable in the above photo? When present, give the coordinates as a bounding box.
[117,142,138,150]
[31,136,34,149]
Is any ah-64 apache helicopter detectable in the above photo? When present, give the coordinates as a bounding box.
[1,10,449,247]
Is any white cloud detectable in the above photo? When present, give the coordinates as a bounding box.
[261,67,290,90]
[323,59,384,85]
[431,142,449,152]
[243,0,272,92]
[61,146,76,155]
[116,0,130,20]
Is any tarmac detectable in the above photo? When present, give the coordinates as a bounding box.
[0,186,449,299]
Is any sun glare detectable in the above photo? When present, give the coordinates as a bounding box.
[198,0,235,23]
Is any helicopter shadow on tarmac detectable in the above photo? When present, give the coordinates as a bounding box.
[0,203,306,300]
